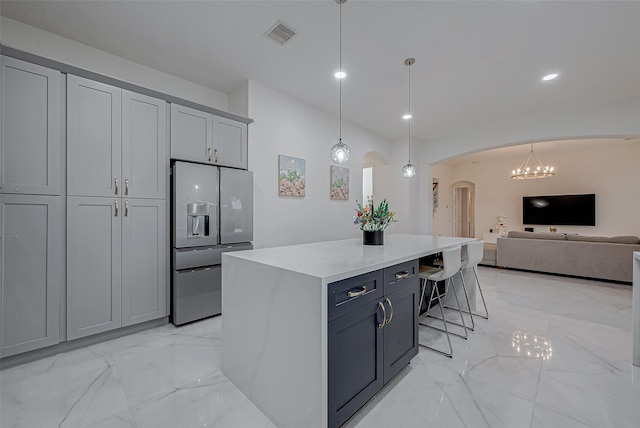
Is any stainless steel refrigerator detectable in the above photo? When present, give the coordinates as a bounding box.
[171,161,253,325]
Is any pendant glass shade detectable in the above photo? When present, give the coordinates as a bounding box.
[330,139,350,164]
[402,162,417,178]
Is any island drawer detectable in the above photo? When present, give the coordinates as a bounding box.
[383,260,419,294]
[328,270,384,321]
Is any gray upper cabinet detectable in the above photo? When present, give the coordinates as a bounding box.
[67,196,122,340]
[1,194,61,357]
[121,198,167,326]
[122,90,167,199]
[68,77,167,199]
[170,103,213,163]
[1,56,61,195]
[213,115,248,169]
[67,75,122,198]
[170,103,248,169]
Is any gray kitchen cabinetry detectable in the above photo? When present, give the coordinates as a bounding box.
[1,55,61,195]
[67,196,167,339]
[1,195,62,357]
[67,75,167,199]
[170,103,248,169]
[121,198,167,327]
[327,260,419,428]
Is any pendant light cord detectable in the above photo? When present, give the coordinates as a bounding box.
[408,61,412,162]
[339,0,343,142]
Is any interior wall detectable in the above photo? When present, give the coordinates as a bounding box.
[0,17,229,111]
[246,81,400,249]
[438,142,640,237]
[431,164,453,236]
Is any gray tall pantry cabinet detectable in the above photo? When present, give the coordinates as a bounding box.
[0,56,63,357]
[66,75,168,340]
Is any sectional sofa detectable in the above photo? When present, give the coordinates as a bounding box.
[496,231,640,283]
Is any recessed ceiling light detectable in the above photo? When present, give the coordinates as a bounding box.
[402,114,412,120]
[334,71,346,79]
[542,73,558,81]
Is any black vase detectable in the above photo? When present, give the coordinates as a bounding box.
[363,230,384,245]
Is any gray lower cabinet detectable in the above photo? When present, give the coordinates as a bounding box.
[121,198,167,326]
[67,196,167,340]
[1,195,62,357]
[327,260,419,428]
[1,55,61,195]
[67,196,122,340]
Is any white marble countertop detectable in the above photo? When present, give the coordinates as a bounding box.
[224,233,473,283]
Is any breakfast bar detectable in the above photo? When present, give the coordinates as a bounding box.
[221,234,474,428]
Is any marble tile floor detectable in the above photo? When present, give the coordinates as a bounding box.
[1,267,639,428]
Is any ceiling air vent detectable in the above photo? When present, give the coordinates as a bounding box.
[264,20,297,45]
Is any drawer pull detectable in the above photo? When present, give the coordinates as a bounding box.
[385,298,394,324]
[347,286,367,298]
[395,271,410,280]
[378,301,387,329]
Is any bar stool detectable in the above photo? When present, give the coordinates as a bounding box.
[460,240,489,320]
[417,245,468,358]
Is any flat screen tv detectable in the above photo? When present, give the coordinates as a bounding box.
[523,194,596,226]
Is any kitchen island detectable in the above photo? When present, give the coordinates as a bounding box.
[221,234,474,428]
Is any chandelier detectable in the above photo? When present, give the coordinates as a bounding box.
[511,144,555,179]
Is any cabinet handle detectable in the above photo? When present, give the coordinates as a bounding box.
[125,179,129,195]
[385,298,394,324]
[208,147,212,162]
[125,200,129,217]
[114,178,119,195]
[114,200,119,217]
[347,286,367,298]
[378,301,387,329]
[395,271,410,280]
[214,148,219,163]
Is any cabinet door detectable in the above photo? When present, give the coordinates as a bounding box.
[67,196,121,340]
[67,75,122,197]
[328,299,384,428]
[1,56,61,195]
[122,90,167,199]
[121,198,167,326]
[1,195,61,357]
[382,280,419,384]
[212,115,247,169]
[170,103,213,163]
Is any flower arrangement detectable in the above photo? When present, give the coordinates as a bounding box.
[353,198,397,231]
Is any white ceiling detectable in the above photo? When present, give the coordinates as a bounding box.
[2,0,639,150]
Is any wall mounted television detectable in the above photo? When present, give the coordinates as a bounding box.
[522,194,596,226]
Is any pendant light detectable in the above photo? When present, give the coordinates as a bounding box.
[330,0,351,164]
[510,144,556,179]
[402,58,417,178]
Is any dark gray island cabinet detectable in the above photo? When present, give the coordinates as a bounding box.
[328,260,419,428]
[222,234,472,428]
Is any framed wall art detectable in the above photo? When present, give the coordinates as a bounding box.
[278,155,306,197]
[330,165,349,200]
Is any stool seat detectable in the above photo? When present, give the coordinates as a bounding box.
[419,265,442,278]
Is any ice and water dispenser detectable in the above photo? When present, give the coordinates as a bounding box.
[187,202,211,238]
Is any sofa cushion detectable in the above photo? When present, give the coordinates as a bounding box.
[507,231,567,240]
[566,235,640,244]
